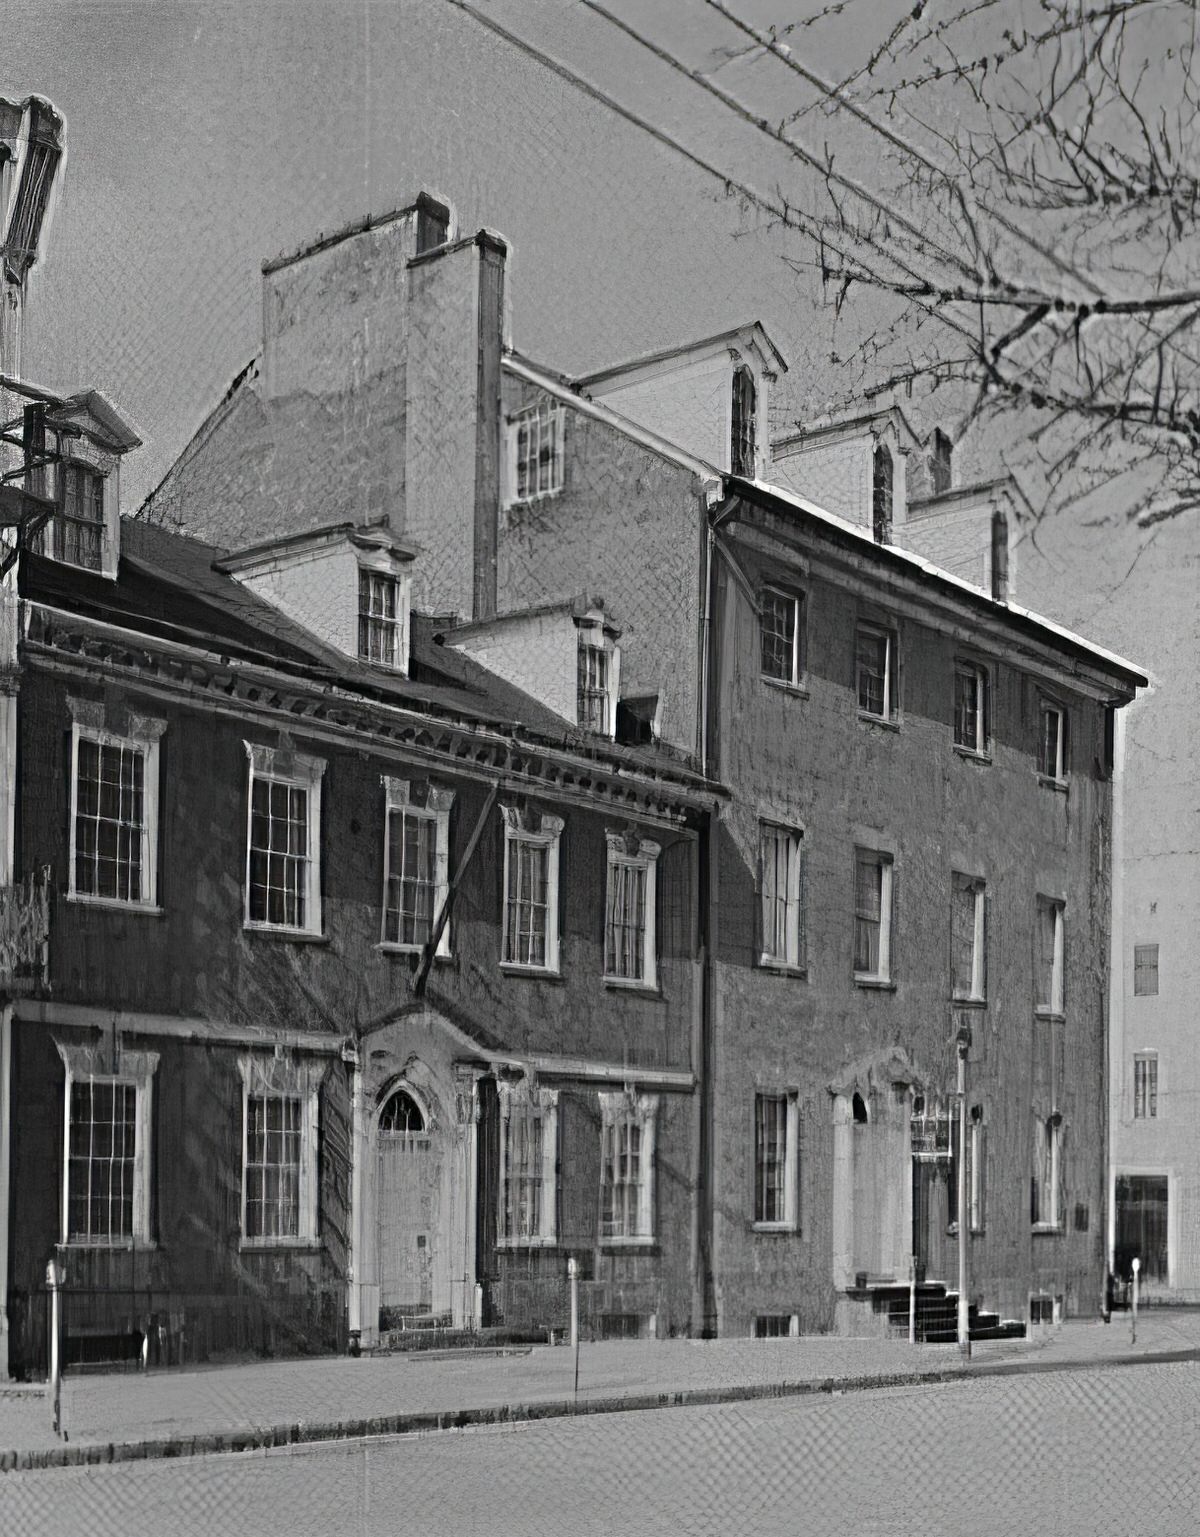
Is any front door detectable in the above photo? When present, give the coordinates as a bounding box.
[911,1098,951,1283]
[376,1089,437,1328]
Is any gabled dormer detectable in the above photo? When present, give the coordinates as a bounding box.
[574,323,787,480]
[215,520,417,674]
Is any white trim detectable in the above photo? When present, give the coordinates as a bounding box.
[500,807,563,974]
[497,1080,558,1247]
[243,741,326,936]
[854,850,894,984]
[753,1089,800,1232]
[598,1091,658,1242]
[237,1053,325,1247]
[760,586,805,688]
[16,999,345,1054]
[1035,897,1066,1016]
[968,1116,985,1232]
[67,718,164,910]
[380,778,454,957]
[856,622,898,721]
[1038,699,1067,783]
[503,399,566,509]
[954,660,990,755]
[603,833,659,988]
[54,1040,158,1247]
[951,874,987,1003]
[356,562,412,675]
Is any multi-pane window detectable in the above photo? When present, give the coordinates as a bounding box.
[599,1092,657,1242]
[577,642,610,732]
[498,1084,558,1245]
[854,850,894,981]
[1034,897,1065,1015]
[1134,1052,1158,1119]
[245,744,325,934]
[67,1079,136,1244]
[604,835,659,986]
[358,569,406,669]
[244,1094,301,1240]
[238,1056,320,1246]
[1031,1115,1062,1228]
[872,445,893,543]
[507,401,564,504]
[856,624,898,719]
[381,781,453,954]
[760,823,804,969]
[1115,1174,1168,1282]
[731,364,757,476]
[69,723,161,907]
[954,662,989,753]
[951,874,987,1002]
[760,588,804,687]
[1134,944,1159,996]
[41,463,106,571]
[1038,700,1067,781]
[500,808,563,972]
[754,1091,798,1229]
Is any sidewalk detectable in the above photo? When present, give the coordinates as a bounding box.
[3,1308,1198,1472]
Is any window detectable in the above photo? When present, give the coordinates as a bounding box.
[244,742,325,935]
[951,874,987,1002]
[856,624,898,720]
[604,833,659,987]
[1134,1052,1158,1119]
[760,588,804,688]
[1034,897,1065,1015]
[358,568,407,670]
[1031,1114,1063,1228]
[39,462,107,572]
[872,445,893,543]
[953,662,989,754]
[731,364,757,476]
[760,823,805,969]
[500,806,563,972]
[577,641,610,732]
[498,1081,558,1245]
[854,850,894,982]
[1038,699,1067,781]
[754,1315,797,1338]
[506,400,564,505]
[68,715,164,909]
[929,428,953,496]
[968,1111,986,1232]
[599,1092,657,1242]
[1115,1174,1168,1282]
[1134,944,1159,997]
[56,1042,157,1247]
[754,1091,799,1229]
[381,779,454,955]
[239,1056,322,1245]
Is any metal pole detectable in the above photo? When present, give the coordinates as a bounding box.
[956,1032,971,1361]
[1131,1256,1140,1345]
[46,1258,62,1438]
[568,1257,580,1401]
[908,1254,916,1345]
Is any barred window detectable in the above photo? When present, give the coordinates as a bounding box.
[358,569,403,669]
[754,1092,798,1228]
[499,1086,557,1245]
[71,732,154,905]
[600,1093,657,1241]
[856,624,897,719]
[245,744,324,935]
[854,850,893,980]
[385,810,437,946]
[244,1094,302,1240]
[760,823,804,968]
[760,588,803,686]
[577,642,609,732]
[507,401,564,504]
[954,663,989,753]
[67,1079,136,1244]
[1134,1053,1158,1119]
[501,809,562,972]
[39,463,106,571]
[1134,943,1159,997]
[604,836,658,986]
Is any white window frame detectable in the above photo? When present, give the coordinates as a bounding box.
[1038,699,1067,783]
[244,742,326,936]
[856,623,898,721]
[968,1114,985,1233]
[1133,1051,1158,1120]
[1032,1113,1063,1230]
[238,1054,323,1248]
[55,1041,157,1248]
[760,587,804,689]
[380,778,454,957]
[575,620,620,736]
[953,661,990,755]
[753,1090,800,1232]
[67,711,165,912]
[951,874,987,1003]
[500,806,563,974]
[598,1091,657,1244]
[357,561,411,674]
[504,400,565,507]
[603,833,659,988]
[759,822,804,970]
[39,455,120,579]
[1035,896,1066,1016]
[497,1080,558,1247]
[854,849,894,984]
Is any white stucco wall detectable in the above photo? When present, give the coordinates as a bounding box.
[239,542,362,657]
[447,609,578,724]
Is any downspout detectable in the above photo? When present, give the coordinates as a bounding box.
[1106,704,1128,1292]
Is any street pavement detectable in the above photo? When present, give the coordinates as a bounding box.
[1,1358,1197,1536]
[1,1306,1198,1468]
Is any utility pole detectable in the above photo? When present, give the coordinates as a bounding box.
[956,1024,971,1361]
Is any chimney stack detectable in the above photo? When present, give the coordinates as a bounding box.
[990,508,1009,604]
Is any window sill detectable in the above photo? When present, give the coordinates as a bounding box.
[757,958,808,979]
[600,1238,659,1253]
[503,489,563,513]
[760,676,809,699]
[1038,775,1069,793]
[496,1237,558,1251]
[60,1239,157,1252]
[239,1238,323,1253]
[857,712,900,731]
[952,745,992,765]
[951,995,988,1010]
[67,895,164,917]
[603,976,661,996]
[243,924,329,944]
[854,975,896,992]
[1033,1007,1065,1022]
[376,942,452,962]
[499,963,563,982]
[752,1222,799,1236]
[1031,1223,1064,1236]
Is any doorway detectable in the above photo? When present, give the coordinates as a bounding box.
[376,1087,438,1327]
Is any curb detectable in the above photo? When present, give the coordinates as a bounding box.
[2,1346,1197,1474]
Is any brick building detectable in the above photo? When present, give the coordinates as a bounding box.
[140,195,1143,1341]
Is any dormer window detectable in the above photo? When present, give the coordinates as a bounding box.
[731,364,757,476]
[575,616,619,735]
[929,429,953,496]
[872,446,893,544]
[358,568,405,669]
[506,400,564,506]
[37,462,108,573]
